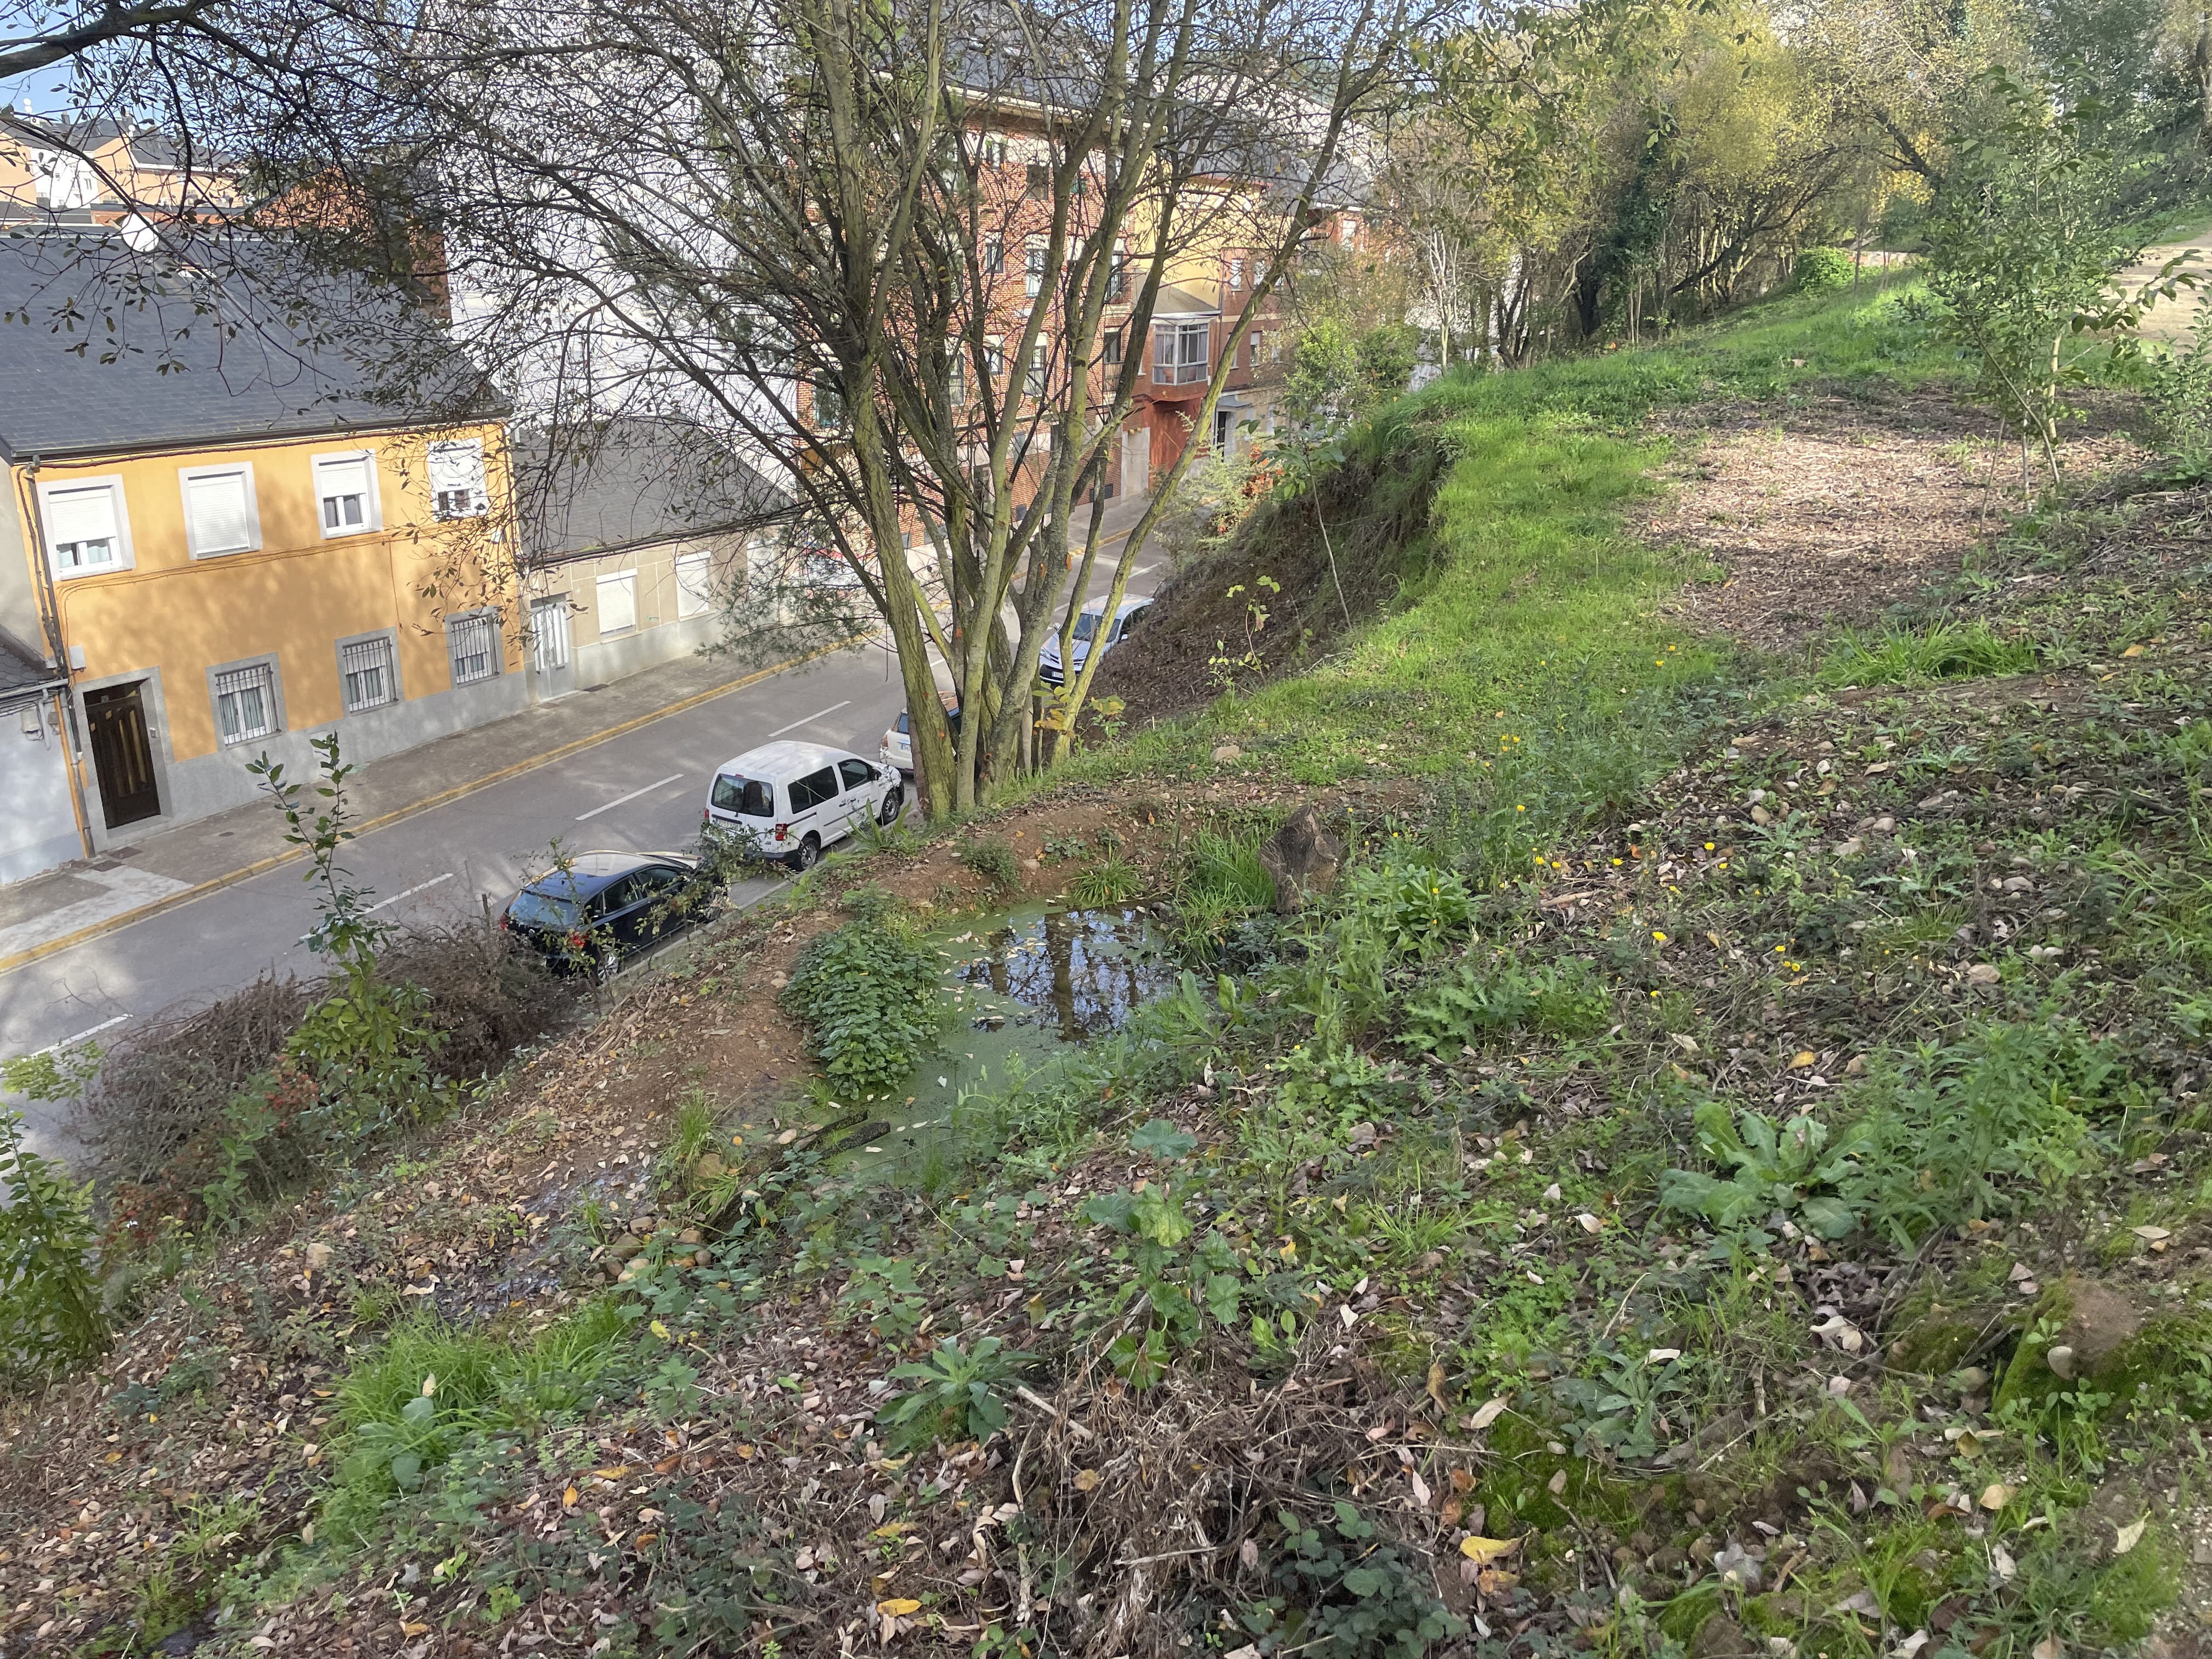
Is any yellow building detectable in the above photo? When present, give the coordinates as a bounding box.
[0,112,231,224]
[0,234,520,878]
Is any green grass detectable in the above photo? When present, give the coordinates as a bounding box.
[1063,285,1954,828]
[1819,619,2040,686]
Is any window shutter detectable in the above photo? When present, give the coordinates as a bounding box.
[47,486,117,548]
[186,472,253,554]
[319,456,371,499]
[597,572,637,634]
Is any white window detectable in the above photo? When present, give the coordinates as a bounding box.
[1025,238,1047,298]
[447,612,499,685]
[427,439,487,520]
[339,635,398,712]
[1026,341,1048,399]
[1109,239,1127,299]
[41,478,129,575]
[1154,321,1209,386]
[675,551,714,620]
[983,236,1003,275]
[596,570,637,635]
[32,150,96,210]
[178,464,259,557]
[1228,257,1243,290]
[213,662,276,745]
[314,452,379,537]
[983,336,1005,379]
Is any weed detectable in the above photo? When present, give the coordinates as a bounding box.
[876,1335,1030,1451]
[958,838,1022,890]
[1070,855,1141,906]
[0,1106,106,1379]
[1401,955,1610,1057]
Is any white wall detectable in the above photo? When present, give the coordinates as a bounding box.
[0,695,82,883]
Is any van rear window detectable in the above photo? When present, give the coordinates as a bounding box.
[711,774,774,817]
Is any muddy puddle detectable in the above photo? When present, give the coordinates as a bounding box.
[832,904,1178,1164]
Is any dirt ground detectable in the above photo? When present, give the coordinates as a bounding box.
[1644,386,2151,648]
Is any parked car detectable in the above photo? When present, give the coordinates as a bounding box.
[881,698,961,778]
[1039,594,1150,686]
[704,739,902,869]
[501,849,709,977]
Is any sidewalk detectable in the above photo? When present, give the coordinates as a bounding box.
[0,645,838,973]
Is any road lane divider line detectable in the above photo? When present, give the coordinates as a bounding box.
[365,872,457,912]
[768,699,852,737]
[574,775,685,822]
[0,637,870,983]
[34,1014,128,1056]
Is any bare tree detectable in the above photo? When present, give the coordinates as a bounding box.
[185,0,1435,817]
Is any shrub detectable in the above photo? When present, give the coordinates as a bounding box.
[2149,308,2212,481]
[1659,1101,1869,1241]
[1796,246,1854,294]
[957,837,1020,890]
[1334,859,1477,959]
[780,917,943,1093]
[1250,1501,1465,1659]
[0,1107,107,1380]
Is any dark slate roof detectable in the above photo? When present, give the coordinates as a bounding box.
[0,229,500,461]
[0,629,62,704]
[519,420,792,563]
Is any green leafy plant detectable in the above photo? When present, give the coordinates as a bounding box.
[1660,1100,1868,1240]
[780,916,942,1093]
[2148,298,2212,481]
[1401,955,1610,1057]
[1334,858,1476,958]
[876,1335,1030,1451]
[1819,619,2039,687]
[1241,1501,1465,1659]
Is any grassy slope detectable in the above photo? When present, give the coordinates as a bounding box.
[32,286,2212,1658]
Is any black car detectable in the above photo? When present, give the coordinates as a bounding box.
[501,850,711,977]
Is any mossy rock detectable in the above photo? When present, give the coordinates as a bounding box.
[1887,1298,2000,1374]
[1993,1277,2143,1413]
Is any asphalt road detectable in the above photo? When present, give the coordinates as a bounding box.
[0,545,1164,1155]
[1,642,911,1150]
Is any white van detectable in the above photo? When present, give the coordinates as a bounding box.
[703,740,903,870]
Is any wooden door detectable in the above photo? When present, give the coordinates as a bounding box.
[83,682,160,828]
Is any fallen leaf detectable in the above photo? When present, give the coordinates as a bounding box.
[1576,1212,1602,1234]
[1074,1469,1101,1492]
[1426,1360,1451,1413]
[2114,1519,2147,1555]
[1459,1534,1522,1565]
[1792,1051,1816,1069]
[2033,1635,2063,1659]
[563,1486,579,1508]
[2131,1226,2172,1243]
[2123,644,2146,657]
[1991,1544,2017,1583]
[1476,1566,1520,1595]
[1466,1397,1511,1431]
[1980,1483,2017,1511]
[877,1598,922,1616]
[650,1319,672,1340]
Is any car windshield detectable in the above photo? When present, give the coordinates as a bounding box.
[711,774,774,817]
[509,887,583,929]
[1072,609,1103,642]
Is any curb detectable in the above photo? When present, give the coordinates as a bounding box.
[0,644,853,983]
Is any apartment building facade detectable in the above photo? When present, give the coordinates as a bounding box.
[0,235,520,878]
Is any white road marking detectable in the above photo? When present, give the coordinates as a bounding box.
[575,774,686,822]
[365,872,457,912]
[1132,565,1154,577]
[768,700,853,737]
[36,1014,128,1055]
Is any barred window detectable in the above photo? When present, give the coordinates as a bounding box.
[214,663,275,746]
[448,613,498,685]
[340,636,397,712]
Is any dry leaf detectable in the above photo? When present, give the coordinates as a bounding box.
[1792,1051,1816,1069]
[562,1486,579,1508]
[1466,1396,1511,1431]
[2033,1635,2063,1659]
[1980,1483,2017,1511]
[1459,1534,1522,1565]
[2131,1226,2172,1243]
[877,1598,922,1617]
[1476,1567,1520,1595]
[1426,1360,1450,1413]
[1074,1468,1101,1492]
[2114,1519,2146,1555]
[1576,1212,1602,1234]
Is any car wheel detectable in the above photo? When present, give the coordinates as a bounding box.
[878,787,904,826]
[595,943,621,985]
[792,834,822,872]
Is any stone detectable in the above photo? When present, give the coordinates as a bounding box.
[1211,743,1243,763]
[1257,803,1344,915]
[609,1234,646,1261]
[693,1153,726,1180]
[1692,1612,1758,1659]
